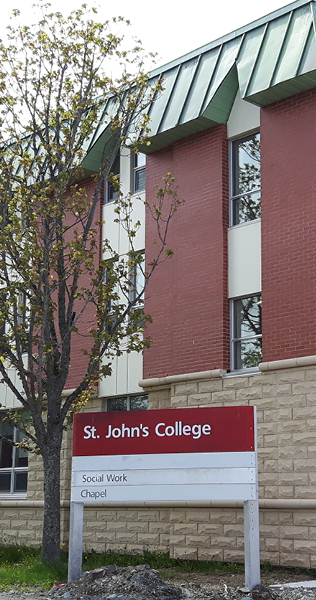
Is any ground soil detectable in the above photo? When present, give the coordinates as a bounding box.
[160,566,315,589]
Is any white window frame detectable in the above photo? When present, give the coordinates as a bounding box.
[229,131,261,227]
[0,422,28,497]
[231,294,262,372]
[132,153,146,194]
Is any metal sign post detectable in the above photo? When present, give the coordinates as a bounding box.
[68,405,260,586]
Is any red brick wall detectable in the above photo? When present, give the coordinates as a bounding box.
[261,88,316,362]
[144,126,230,379]
[65,178,102,389]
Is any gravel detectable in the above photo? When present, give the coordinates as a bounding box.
[0,565,315,600]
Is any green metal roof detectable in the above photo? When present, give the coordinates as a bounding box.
[144,0,316,152]
[84,0,316,165]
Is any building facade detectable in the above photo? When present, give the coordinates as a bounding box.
[1,0,316,569]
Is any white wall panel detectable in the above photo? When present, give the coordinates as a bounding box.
[227,93,260,139]
[228,220,261,298]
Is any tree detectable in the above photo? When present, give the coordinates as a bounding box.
[0,5,182,563]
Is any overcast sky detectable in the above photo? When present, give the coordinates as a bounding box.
[1,0,296,69]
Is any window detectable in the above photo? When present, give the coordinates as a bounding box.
[106,394,148,412]
[105,154,120,204]
[230,132,260,226]
[133,153,146,193]
[231,295,262,370]
[0,422,28,495]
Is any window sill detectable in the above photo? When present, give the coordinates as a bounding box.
[224,367,261,378]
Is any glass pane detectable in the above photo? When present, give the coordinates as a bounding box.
[135,153,146,168]
[234,338,262,370]
[107,397,128,411]
[134,168,146,192]
[233,190,261,225]
[15,430,28,467]
[234,296,262,340]
[0,472,11,493]
[0,435,13,469]
[14,471,28,493]
[130,395,148,411]
[232,133,260,225]
[234,134,260,194]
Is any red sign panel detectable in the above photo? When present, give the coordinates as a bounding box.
[73,406,254,456]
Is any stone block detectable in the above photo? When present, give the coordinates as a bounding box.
[223,524,244,537]
[185,535,211,548]
[137,533,160,545]
[279,486,295,498]
[294,458,316,472]
[293,382,316,395]
[212,390,236,403]
[280,552,310,569]
[308,527,316,540]
[295,486,316,498]
[294,539,316,553]
[258,423,278,436]
[223,376,249,389]
[186,510,211,523]
[198,548,224,561]
[280,421,307,433]
[263,511,279,525]
[276,459,293,472]
[171,396,188,408]
[197,523,223,535]
[279,472,308,485]
[277,384,292,396]
[173,523,198,535]
[106,521,127,532]
[278,395,306,407]
[159,510,170,522]
[279,512,294,525]
[126,521,149,533]
[188,393,212,406]
[198,380,223,393]
[170,510,187,523]
[293,512,316,526]
[223,549,244,562]
[149,522,170,534]
[137,510,160,521]
[210,536,236,548]
[280,525,308,539]
[262,385,277,397]
[279,445,307,459]
[280,538,294,552]
[236,387,262,401]
[209,510,237,524]
[277,370,305,383]
[293,406,316,420]
[262,538,280,552]
[115,532,138,544]
[170,534,186,546]
[174,383,198,396]
[172,546,198,560]
[115,510,139,521]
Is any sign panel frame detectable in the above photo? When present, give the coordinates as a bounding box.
[68,406,260,590]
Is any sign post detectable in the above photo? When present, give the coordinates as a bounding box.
[68,406,260,587]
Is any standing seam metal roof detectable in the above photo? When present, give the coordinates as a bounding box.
[83,0,316,166]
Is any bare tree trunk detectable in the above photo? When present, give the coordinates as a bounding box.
[41,443,62,563]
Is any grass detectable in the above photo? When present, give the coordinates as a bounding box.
[0,545,245,591]
[1,545,316,593]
